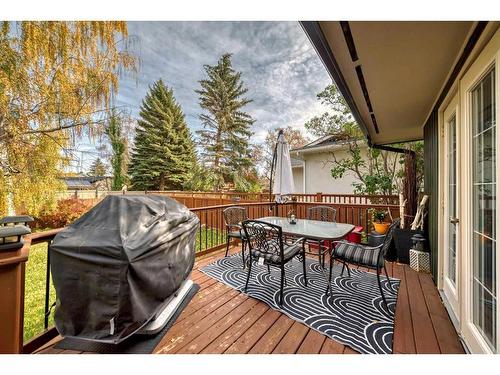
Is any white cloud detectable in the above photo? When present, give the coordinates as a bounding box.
[117,21,331,139]
[75,21,332,172]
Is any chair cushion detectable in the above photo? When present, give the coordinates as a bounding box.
[334,241,383,268]
[251,242,302,264]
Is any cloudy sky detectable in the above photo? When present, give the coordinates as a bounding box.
[74,21,331,171]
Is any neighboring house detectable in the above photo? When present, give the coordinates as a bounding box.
[302,21,499,353]
[60,176,112,191]
[290,135,369,194]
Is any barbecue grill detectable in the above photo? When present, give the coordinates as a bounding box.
[50,195,199,344]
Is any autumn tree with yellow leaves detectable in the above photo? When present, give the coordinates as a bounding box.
[0,21,137,216]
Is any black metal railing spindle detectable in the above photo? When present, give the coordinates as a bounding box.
[43,241,52,330]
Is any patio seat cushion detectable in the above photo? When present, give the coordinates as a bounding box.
[251,242,302,264]
[334,241,383,268]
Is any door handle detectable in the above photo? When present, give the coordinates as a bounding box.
[450,218,460,224]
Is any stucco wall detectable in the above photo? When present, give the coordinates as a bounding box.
[291,145,373,194]
[292,166,304,193]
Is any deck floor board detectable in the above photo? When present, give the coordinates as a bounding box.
[38,246,464,355]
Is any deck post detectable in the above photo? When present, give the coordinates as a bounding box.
[0,238,30,353]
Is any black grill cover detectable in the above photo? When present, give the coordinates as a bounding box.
[50,195,199,343]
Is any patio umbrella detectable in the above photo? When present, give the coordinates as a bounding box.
[270,129,295,205]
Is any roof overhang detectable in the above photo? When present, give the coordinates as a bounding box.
[301,21,481,145]
[290,140,366,159]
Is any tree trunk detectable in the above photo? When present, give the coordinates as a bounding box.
[403,150,417,228]
[159,172,165,191]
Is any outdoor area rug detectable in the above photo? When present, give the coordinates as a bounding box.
[54,283,199,354]
[201,253,400,354]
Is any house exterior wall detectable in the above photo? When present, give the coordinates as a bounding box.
[430,24,500,354]
[292,166,304,193]
[299,150,359,194]
[291,144,377,194]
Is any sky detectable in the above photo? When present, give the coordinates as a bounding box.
[72,21,331,172]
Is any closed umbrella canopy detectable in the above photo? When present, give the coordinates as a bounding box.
[271,130,295,203]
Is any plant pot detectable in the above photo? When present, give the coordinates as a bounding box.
[373,222,390,234]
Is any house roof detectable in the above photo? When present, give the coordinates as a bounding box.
[301,21,490,145]
[60,176,110,189]
[290,134,364,157]
[291,134,354,152]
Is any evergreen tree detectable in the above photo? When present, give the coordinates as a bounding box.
[105,110,129,190]
[196,54,254,190]
[129,80,195,190]
[88,158,107,177]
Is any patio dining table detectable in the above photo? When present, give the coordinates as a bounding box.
[256,216,355,243]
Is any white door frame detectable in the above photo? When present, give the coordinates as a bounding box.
[459,29,500,354]
[441,94,461,320]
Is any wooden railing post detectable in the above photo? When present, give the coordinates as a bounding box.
[315,192,323,203]
[0,238,30,353]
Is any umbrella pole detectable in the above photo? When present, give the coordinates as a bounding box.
[269,130,283,215]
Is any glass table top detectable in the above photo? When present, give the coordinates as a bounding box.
[256,216,354,240]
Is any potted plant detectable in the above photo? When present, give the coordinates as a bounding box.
[372,209,390,234]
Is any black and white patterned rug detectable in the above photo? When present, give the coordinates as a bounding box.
[200,253,400,354]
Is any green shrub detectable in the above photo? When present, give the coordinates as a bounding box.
[34,198,93,229]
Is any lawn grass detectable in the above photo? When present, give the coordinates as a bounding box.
[196,226,227,251]
[22,226,226,342]
[23,243,56,342]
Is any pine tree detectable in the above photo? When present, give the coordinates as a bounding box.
[105,110,129,190]
[129,80,195,190]
[88,158,107,177]
[196,54,254,190]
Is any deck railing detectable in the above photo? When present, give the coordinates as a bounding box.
[190,200,400,254]
[16,199,399,353]
[55,189,400,209]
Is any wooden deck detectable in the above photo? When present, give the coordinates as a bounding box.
[36,246,464,354]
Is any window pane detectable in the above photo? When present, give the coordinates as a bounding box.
[471,67,496,351]
[448,115,457,284]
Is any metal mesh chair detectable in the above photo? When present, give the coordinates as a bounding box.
[223,206,248,267]
[306,206,337,268]
[242,220,307,306]
[326,218,400,314]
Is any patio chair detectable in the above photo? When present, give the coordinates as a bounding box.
[223,206,248,267]
[306,205,337,268]
[241,220,307,306]
[326,218,400,314]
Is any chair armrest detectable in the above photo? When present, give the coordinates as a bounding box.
[289,237,306,248]
[226,223,243,231]
[358,243,384,252]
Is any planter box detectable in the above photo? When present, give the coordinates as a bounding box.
[393,228,424,264]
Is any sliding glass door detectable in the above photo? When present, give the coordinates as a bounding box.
[471,67,496,351]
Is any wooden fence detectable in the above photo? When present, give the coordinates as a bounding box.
[56,190,399,208]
